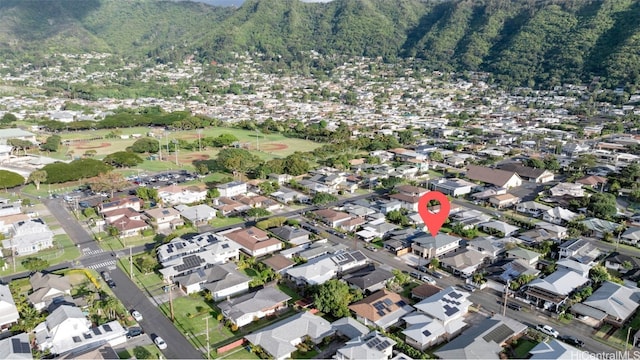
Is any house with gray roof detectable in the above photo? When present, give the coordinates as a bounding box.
[343,266,394,294]
[621,227,640,246]
[285,250,368,286]
[175,204,216,224]
[558,238,601,264]
[516,201,551,217]
[402,312,450,350]
[218,287,291,327]
[529,339,596,359]
[525,268,590,312]
[429,178,475,197]
[335,331,396,360]
[245,312,334,360]
[434,315,527,360]
[28,272,71,311]
[575,281,640,327]
[0,332,32,360]
[332,317,369,340]
[271,225,311,246]
[411,233,462,260]
[0,283,19,331]
[173,263,250,299]
[581,217,621,239]
[440,249,487,278]
[480,221,520,237]
[543,207,579,225]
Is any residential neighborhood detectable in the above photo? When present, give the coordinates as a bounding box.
[2,49,640,360]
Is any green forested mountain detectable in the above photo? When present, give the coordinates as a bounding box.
[1,0,640,90]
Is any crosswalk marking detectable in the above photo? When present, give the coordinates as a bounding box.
[82,248,104,255]
[86,260,117,270]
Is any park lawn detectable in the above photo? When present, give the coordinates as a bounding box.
[217,347,260,360]
[158,296,234,347]
[208,216,244,228]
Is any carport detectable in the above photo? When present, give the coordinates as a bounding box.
[570,303,607,327]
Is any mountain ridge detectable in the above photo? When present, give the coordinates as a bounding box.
[0,0,640,90]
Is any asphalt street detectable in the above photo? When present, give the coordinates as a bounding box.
[110,267,204,359]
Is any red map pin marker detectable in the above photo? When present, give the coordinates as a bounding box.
[418,191,451,237]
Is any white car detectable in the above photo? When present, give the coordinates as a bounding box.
[536,324,559,338]
[154,336,168,350]
[131,310,143,322]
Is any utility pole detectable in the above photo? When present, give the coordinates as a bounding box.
[129,246,133,280]
[204,316,210,360]
[502,281,510,316]
[174,140,179,166]
[158,133,162,161]
[169,283,175,322]
[198,129,202,152]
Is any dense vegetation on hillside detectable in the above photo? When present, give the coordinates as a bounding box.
[2,0,640,90]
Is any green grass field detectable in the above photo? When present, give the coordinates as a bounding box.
[54,127,320,161]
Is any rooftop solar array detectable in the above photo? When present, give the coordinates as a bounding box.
[422,329,432,337]
[11,338,30,354]
[482,324,514,344]
[449,291,463,299]
[174,254,205,272]
[92,328,102,335]
[443,304,459,316]
[104,324,113,332]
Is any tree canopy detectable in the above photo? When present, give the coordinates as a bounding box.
[0,170,24,188]
[313,279,362,318]
[103,151,143,168]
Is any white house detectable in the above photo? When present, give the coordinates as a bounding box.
[216,181,247,197]
[2,219,54,256]
[218,287,291,327]
[0,284,19,331]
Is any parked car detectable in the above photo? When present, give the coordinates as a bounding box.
[506,302,522,311]
[461,284,476,292]
[127,327,144,338]
[101,271,116,288]
[420,274,436,285]
[131,310,143,322]
[428,270,443,279]
[410,272,421,279]
[154,335,167,350]
[365,245,378,252]
[558,335,584,347]
[536,324,559,338]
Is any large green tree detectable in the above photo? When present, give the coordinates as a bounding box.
[0,170,24,188]
[587,192,617,220]
[216,148,261,175]
[103,151,143,167]
[41,135,61,152]
[128,138,160,153]
[313,279,362,318]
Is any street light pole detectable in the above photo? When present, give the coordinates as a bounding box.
[204,316,210,360]
[129,246,133,280]
[502,281,510,316]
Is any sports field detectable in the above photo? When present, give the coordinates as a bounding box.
[53,127,320,169]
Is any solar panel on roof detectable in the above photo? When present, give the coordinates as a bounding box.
[377,310,385,316]
[449,291,462,299]
[368,338,381,347]
[83,333,92,339]
[104,324,113,332]
[222,244,229,249]
[376,340,391,350]
[11,338,30,354]
[422,330,432,337]
[383,298,393,306]
[92,328,102,335]
[73,336,82,343]
[444,304,459,316]
[482,324,514,344]
[396,300,406,307]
